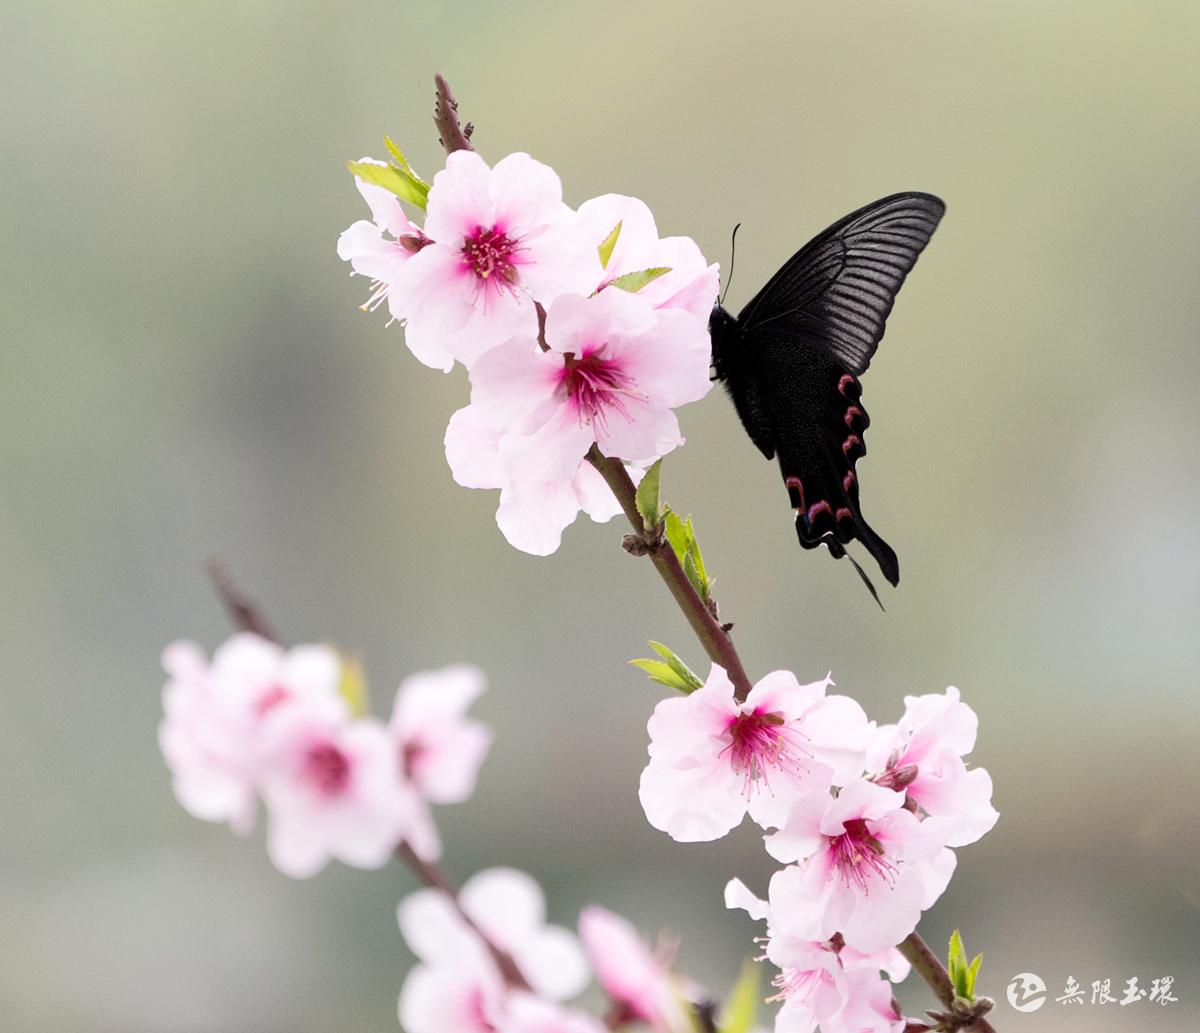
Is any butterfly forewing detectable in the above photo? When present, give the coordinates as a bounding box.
[736,192,945,375]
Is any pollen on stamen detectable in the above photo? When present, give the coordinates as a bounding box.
[826,817,897,893]
[719,709,812,798]
[561,352,644,432]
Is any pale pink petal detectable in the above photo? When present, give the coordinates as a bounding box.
[488,152,566,235]
[423,150,494,243]
[445,406,506,489]
[469,337,563,427]
[496,477,583,556]
[594,401,682,466]
[544,290,656,355]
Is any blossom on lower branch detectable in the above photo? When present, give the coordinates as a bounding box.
[725,879,911,1033]
[159,633,492,878]
[398,868,590,1033]
[638,665,871,841]
[763,779,957,953]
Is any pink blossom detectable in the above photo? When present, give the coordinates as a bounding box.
[257,699,409,878]
[577,906,690,1033]
[444,404,632,555]
[577,193,719,323]
[336,159,444,365]
[386,663,492,862]
[389,151,601,370]
[399,869,589,1005]
[867,687,998,848]
[496,994,609,1033]
[638,665,871,842]
[391,663,492,803]
[725,879,909,1033]
[400,954,505,1033]
[763,779,957,953]
[465,289,712,482]
[158,634,342,835]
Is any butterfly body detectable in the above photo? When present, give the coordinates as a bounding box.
[710,192,946,596]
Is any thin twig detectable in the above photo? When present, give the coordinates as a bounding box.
[585,447,755,702]
[205,559,278,642]
[433,74,474,154]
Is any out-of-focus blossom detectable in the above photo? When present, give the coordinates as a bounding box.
[577,193,719,324]
[465,290,711,484]
[763,779,956,953]
[638,665,871,842]
[389,151,601,370]
[725,879,909,1033]
[257,699,409,878]
[158,634,342,835]
[444,404,633,556]
[578,906,691,1033]
[388,663,492,863]
[399,868,589,1005]
[497,994,609,1033]
[391,664,490,803]
[867,687,998,848]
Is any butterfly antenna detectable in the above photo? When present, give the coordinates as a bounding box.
[719,223,742,307]
[845,550,886,612]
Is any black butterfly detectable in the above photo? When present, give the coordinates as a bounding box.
[709,192,945,605]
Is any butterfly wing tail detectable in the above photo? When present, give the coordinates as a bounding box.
[850,509,899,586]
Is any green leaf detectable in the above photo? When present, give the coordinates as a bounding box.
[662,509,712,600]
[663,509,688,563]
[647,641,703,692]
[598,221,622,269]
[948,930,979,1000]
[609,266,671,293]
[630,658,695,694]
[635,459,663,532]
[717,960,760,1033]
[347,159,430,209]
[337,655,369,718]
[965,952,984,999]
[382,135,420,178]
[682,549,704,598]
[684,516,709,594]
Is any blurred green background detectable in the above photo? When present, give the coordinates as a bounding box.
[3,2,1198,1031]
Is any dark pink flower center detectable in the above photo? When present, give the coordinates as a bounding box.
[561,351,638,429]
[827,817,896,891]
[722,709,811,795]
[401,739,426,778]
[303,742,352,797]
[461,226,520,284]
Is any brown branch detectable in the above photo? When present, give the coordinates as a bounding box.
[433,74,474,155]
[585,447,755,702]
[205,559,278,642]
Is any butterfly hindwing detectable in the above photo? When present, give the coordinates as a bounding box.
[760,340,899,586]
